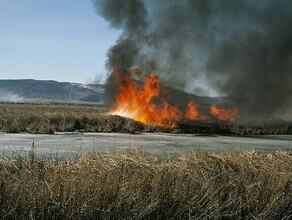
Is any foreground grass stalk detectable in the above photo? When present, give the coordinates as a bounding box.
[0,151,291,219]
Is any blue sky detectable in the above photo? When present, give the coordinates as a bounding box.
[0,0,120,83]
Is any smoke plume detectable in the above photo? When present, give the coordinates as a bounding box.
[93,0,292,121]
[0,90,23,102]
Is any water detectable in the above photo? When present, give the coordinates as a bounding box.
[1,132,291,159]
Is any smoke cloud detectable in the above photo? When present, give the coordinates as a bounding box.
[93,0,292,120]
[0,90,23,102]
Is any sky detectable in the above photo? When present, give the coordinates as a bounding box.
[0,0,120,84]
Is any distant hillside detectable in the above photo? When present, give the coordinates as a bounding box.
[0,79,104,103]
[0,79,225,107]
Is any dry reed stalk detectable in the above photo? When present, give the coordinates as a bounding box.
[0,151,291,219]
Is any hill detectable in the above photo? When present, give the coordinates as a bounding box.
[0,79,104,103]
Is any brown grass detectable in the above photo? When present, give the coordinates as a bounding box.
[0,103,143,134]
[0,102,291,135]
[0,150,291,219]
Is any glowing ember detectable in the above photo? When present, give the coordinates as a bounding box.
[210,105,238,122]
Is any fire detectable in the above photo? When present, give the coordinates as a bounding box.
[210,105,238,122]
[110,70,181,127]
[185,101,209,120]
[110,68,239,127]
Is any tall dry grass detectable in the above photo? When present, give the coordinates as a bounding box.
[0,103,291,134]
[0,103,143,134]
[0,151,291,219]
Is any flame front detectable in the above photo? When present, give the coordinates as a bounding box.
[185,101,209,120]
[110,69,238,127]
[210,105,238,122]
[110,71,181,127]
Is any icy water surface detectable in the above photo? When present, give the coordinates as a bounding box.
[1,132,291,159]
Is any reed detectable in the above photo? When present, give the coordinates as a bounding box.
[0,103,142,134]
[0,150,291,219]
[0,103,291,134]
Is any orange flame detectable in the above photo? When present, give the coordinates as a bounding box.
[110,71,181,127]
[185,101,209,120]
[210,105,238,122]
[110,69,239,127]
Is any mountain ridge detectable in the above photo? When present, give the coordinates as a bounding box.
[0,79,105,103]
[0,79,225,106]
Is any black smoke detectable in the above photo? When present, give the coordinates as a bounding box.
[93,0,292,121]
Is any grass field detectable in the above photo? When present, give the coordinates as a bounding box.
[0,151,291,219]
[0,103,143,134]
[0,102,291,135]
[0,103,291,219]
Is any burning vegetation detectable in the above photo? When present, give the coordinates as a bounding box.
[110,68,238,128]
[0,103,291,135]
[210,105,238,122]
[94,0,292,122]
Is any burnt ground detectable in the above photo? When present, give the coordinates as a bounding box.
[174,120,292,135]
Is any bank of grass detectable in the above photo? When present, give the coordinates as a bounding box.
[0,103,143,134]
[0,102,292,134]
[0,150,291,219]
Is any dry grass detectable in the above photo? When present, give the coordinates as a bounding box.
[0,103,143,134]
[0,150,291,219]
[0,103,291,135]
